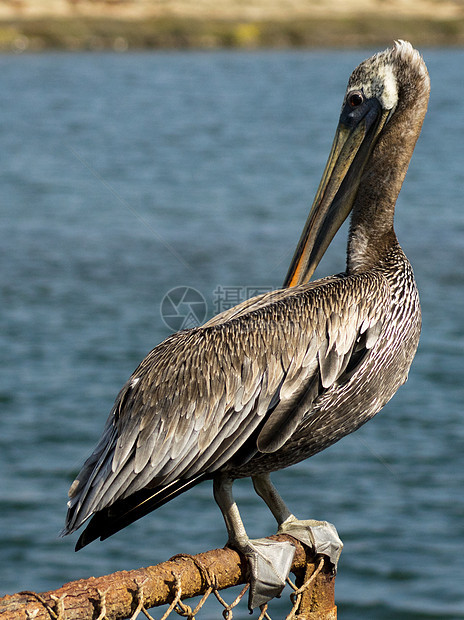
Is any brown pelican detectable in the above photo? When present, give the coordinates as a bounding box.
[62,41,430,610]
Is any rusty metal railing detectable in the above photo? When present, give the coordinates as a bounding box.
[0,534,337,619]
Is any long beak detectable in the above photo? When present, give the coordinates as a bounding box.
[284,103,391,287]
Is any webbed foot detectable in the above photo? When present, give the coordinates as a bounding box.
[278,516,343,570]
[232,537,295,610]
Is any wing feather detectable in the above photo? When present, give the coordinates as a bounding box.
[64,270,391,536]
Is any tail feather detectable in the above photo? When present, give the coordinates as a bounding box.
[74,473,209,551]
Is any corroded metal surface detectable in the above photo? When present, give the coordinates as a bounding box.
[0,535,334,620]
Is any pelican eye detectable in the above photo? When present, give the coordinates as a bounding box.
[347,91,364,108]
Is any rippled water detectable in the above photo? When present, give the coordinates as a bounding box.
[0,49,463,619]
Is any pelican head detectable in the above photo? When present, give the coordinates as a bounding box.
[284,41,430,287]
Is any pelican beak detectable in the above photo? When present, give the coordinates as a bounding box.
[284,99,391,287]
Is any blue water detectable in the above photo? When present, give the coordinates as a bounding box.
[0,49,463,619]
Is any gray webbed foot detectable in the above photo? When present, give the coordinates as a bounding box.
[278,517,343,570]
[233,537,295,610]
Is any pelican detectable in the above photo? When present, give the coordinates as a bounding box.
[62,41,430,610]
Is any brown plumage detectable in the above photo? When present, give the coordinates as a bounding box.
[62,42,429,569]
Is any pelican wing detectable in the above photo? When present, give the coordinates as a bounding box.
[202,275,341,327]
[64,271,390,536]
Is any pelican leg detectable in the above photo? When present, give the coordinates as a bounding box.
[213,475,295,610]
[252,473,343,570]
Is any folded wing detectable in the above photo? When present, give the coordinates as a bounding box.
[63,270,390,544]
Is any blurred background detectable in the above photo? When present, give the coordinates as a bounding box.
[3,0,464,51]
[0,2,463,619]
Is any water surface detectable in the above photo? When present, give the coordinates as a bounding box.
[0,49,463,619]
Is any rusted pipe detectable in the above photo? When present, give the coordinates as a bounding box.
[292,550,337,619]
[0,535,336,619]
